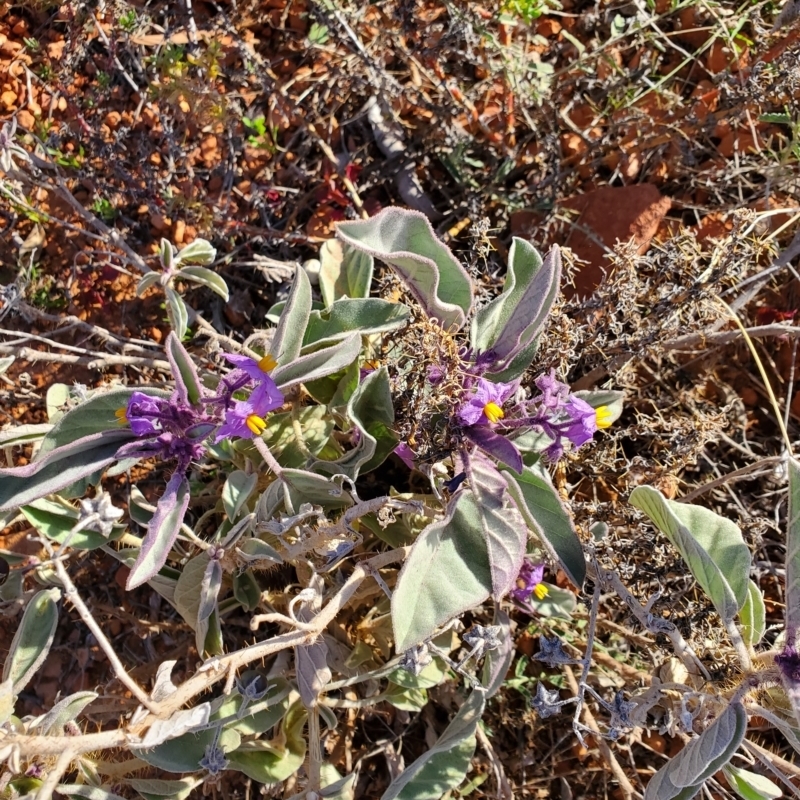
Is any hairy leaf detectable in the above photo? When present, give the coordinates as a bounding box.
[127,473,190,590]
[313,367,397,479]
[722,765,782,800]
[337,208,473,330]
[165,332,202,406]
[280,469,355,514]
[473,241,560,371]
[303,298,410,350]
[2,588,60,692]
[35,690,97,734]
[392,491,492,652]
[57,785,126,800]
[174,552,211,630]
[272,332,361,390]
[739,579,766,647]
[165,286,189,340]
[177,266,229,301]
[468,454,527,598]
[481,609,513,698]
[222,470,258,521]
[786,458,800,642]
[227,701,307,783]
[135,721,240,772]
[126,777,202,800]
[270,267,312,367]
[319,238,374,307]
[503,464,586,588]
[174,238,217,266]
[644,701,747,800]
[22,497,123,550]
[0,430,133,511]
[630,486,750,623]
[380,688,485,800]
[463,425,523,474]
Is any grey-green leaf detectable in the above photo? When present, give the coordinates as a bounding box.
[319,238,374,306]
[2,587,60,692]
[303,298,410,350]
[174,238,216,266]
[472,241,560,371]
[223,470,258,521]
[630,487,750,623]
[337,208,473,331]
[392,492,492,652]
[136,272,161,296]
[165,286,189,340]
[739,579,766,647]
[177,266,229,301]
[270,267,312,367]
[785,458,800,640]
[380,688,485,800]
[127,777,202,800]
[503,463,586,588]
[272,332,362,391]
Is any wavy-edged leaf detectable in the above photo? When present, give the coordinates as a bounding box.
[630,486,750,623]
[178,266,229,301]
[319,238,374,306]
[644,701,747,799]
[337,208,473,330]
[380,688,485,800]
[127,473,190,590]
[272,332,361,390]
[303,298,410,350]
[503,463,586,588]
[313,367,397,480]
[127,777,202,800]
[223,470,258,521]
[214,677,292,735]
[472,241,560,370]
[165,286,189,340]
[270,267,312,367]
[174,552,211,630]
[165,332,202,405]
[468,454,527,598]
[0,422,51,448]
[2,588,60,692]
[280,469,354,514]
[392,492,492,652]
[739,579,766,647]
[463,425,523,474]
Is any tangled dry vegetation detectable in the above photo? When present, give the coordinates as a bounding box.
[2,0,800,797]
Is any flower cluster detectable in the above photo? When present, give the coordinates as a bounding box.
[117,351,284,468]
[455,370,611,469]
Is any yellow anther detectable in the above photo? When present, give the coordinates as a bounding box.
[258,354,278,373]
[483,401,504,424]
[534,583,549,601]
[246,414,267,436]
[595,405,613,429]
[115,407,128,425]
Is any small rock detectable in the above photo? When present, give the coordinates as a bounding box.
[16,108,35,129]
[0,90,17,110]
[104,110,121,129]
[173,219,186,244]
[150,212,170,232]
[560,132,587,160]
[536,17,561,37]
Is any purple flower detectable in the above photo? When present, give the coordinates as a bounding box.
[427,364,445,385]
[125,392,170,436]
[563,396,598,447]
[534,370,570,409]
[511,560,549,609]
[223,352,278,382]
[394,442,416,470]
[458,378,516,426]
[215,382,284,442]
[776,645,800,683]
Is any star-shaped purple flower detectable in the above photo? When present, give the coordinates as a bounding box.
[511,560,546,605]
[563,396,598,447]
[215,382,284,442]
[458,378,516,426]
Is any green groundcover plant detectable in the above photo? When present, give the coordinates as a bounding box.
[0,205,798,800]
